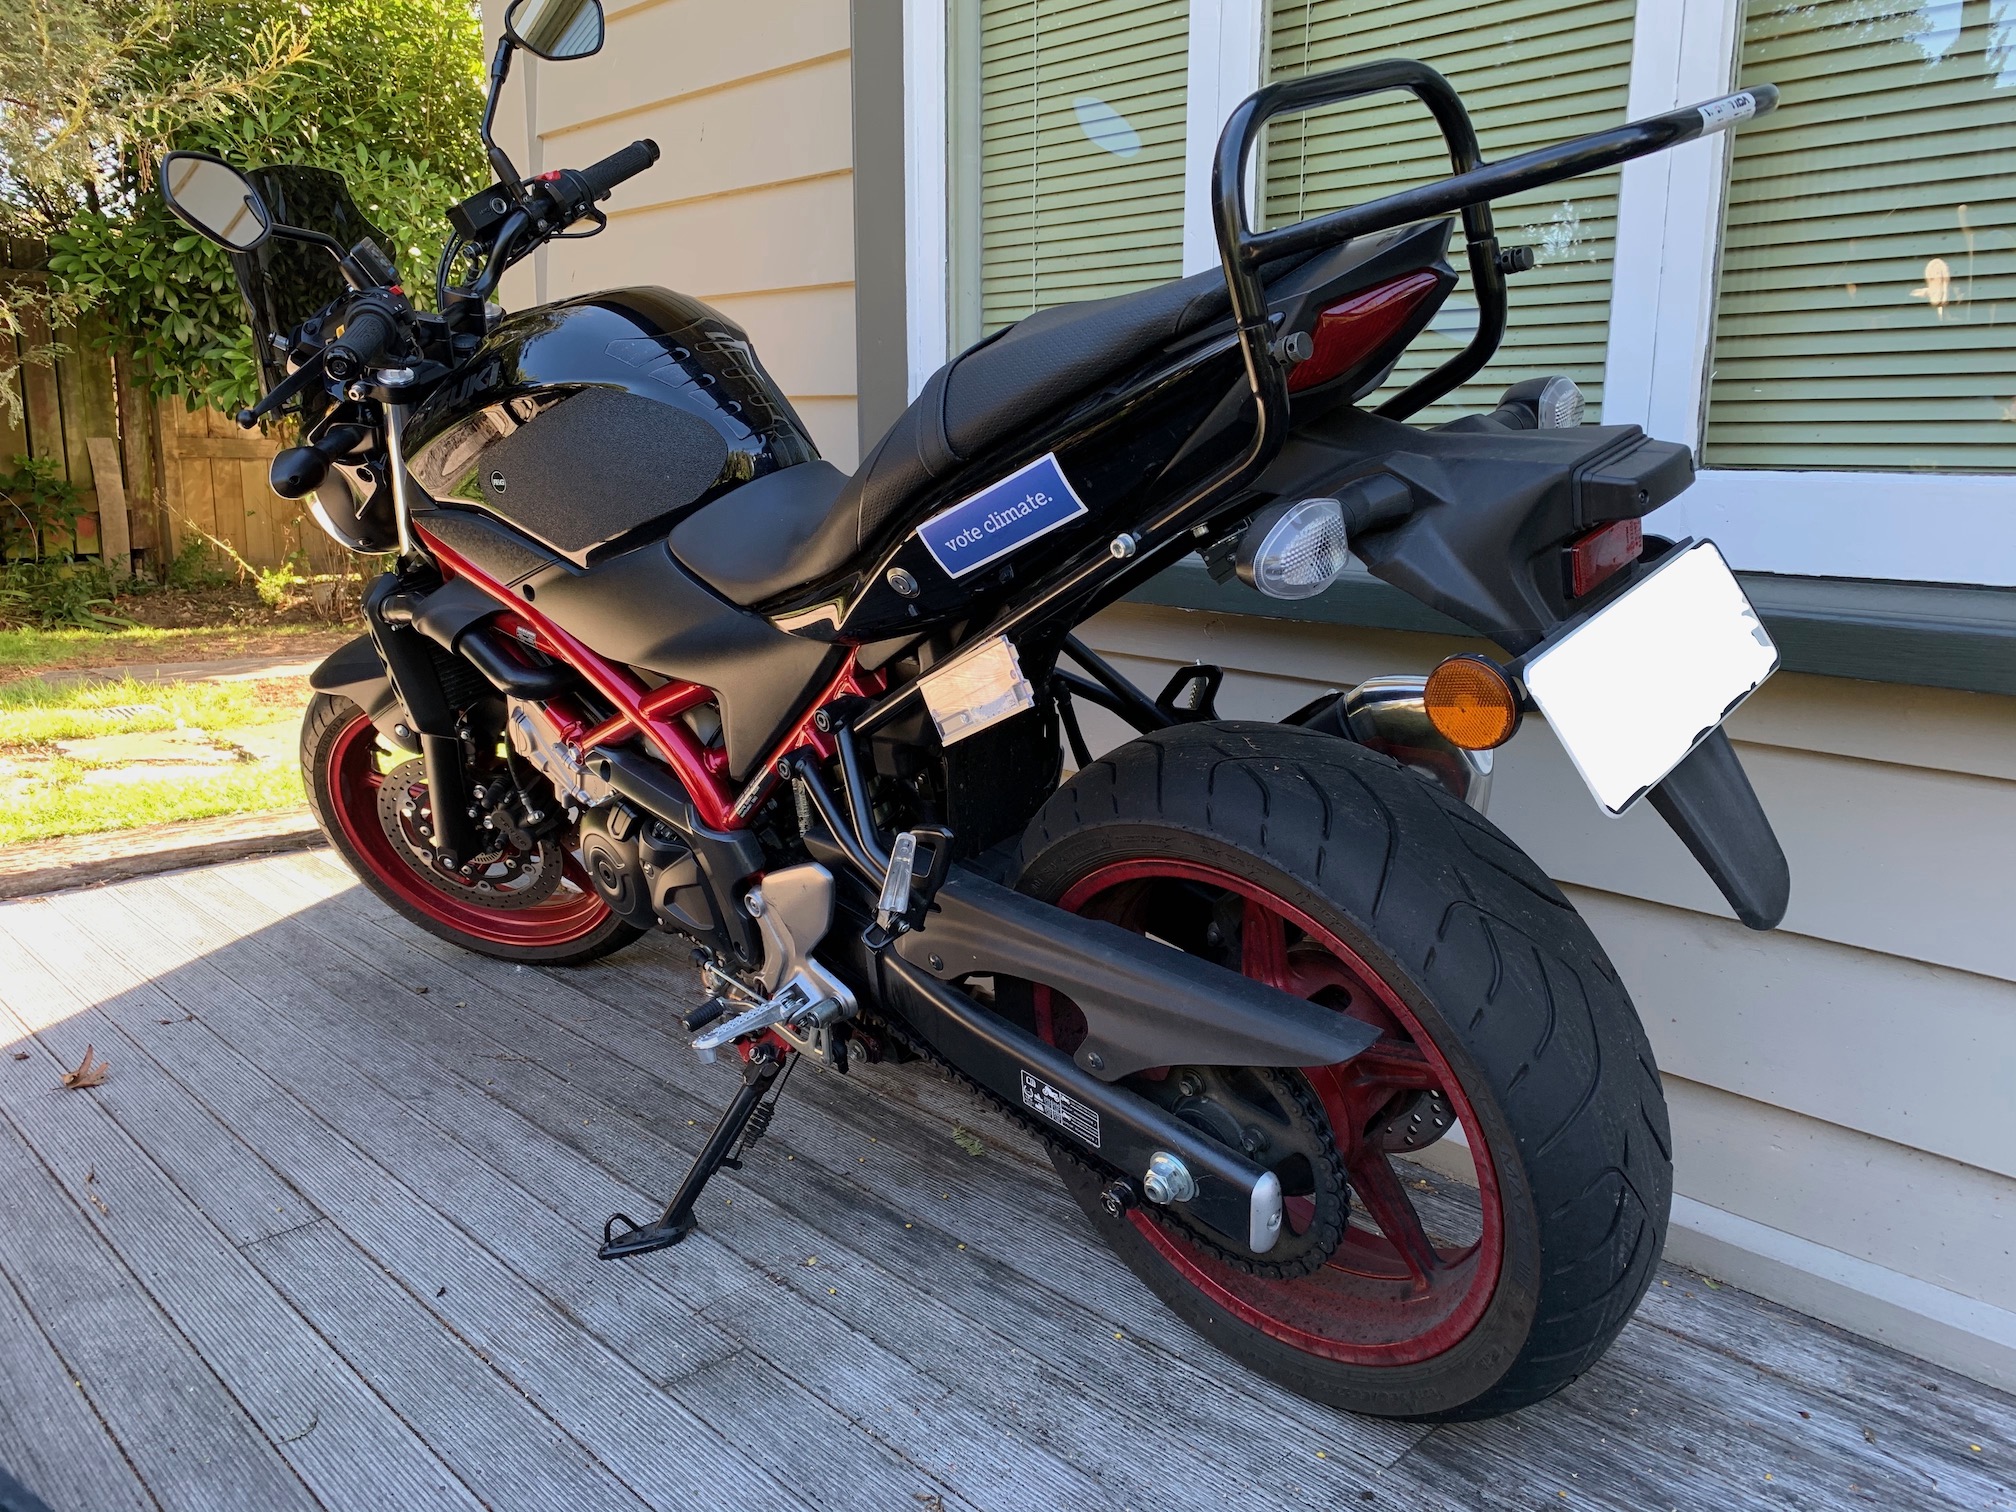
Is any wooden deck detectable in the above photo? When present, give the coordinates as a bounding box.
[0,852,2010,1512]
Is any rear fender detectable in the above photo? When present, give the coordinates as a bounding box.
[309,634,418,755]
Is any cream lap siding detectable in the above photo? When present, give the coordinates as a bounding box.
[484,0,861,467]
[972,0,1192,335]
[1264,0,1636,420]
[1705,0,2016,473]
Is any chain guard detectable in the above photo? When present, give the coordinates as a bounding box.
[866,1011,1348,1280]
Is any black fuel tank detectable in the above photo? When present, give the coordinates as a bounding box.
[405,288,818,567]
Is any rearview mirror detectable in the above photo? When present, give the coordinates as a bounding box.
[504,0,604,60]
[159,152,272,252]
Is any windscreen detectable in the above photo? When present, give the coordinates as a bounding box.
[228,165,391,395]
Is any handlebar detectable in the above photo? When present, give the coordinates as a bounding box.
[324,306,398,382]
[579,138,660,198]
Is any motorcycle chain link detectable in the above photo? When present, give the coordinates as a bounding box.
[863,1010,1351,1281]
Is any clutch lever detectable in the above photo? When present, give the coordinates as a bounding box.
[236,347,329,429]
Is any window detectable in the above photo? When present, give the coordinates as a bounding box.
[1704,0,2016,472]
[950,0,1192,348]
[1263,0,1638,419]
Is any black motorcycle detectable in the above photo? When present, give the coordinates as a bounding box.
[159,0,1788,1421]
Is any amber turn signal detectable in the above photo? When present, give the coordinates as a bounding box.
[1424,655,1522,750]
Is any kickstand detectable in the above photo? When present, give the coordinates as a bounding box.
[598,1043,788,1259]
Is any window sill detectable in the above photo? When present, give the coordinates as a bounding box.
[1126,558,2016,699]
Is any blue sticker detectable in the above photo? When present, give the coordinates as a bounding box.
[915,453,1089,580]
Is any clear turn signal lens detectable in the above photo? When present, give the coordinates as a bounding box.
[1424,655,1523,750]
[1235,497,1351,601]
[1536,375,1586,429]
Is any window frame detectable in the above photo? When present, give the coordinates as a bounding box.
[906,0,2016,586]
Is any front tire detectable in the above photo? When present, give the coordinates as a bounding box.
[302,693,643,965]
[1013,722,1671,1420]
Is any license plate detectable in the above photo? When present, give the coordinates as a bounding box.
[1521,541,1778,814]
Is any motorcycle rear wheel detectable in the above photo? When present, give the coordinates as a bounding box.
[302,693,643,966]
[1013,721,1670,1420]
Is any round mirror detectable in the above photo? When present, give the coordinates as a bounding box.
[504,0,605,60]
[159,153,272,252]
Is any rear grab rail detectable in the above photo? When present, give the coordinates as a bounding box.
[1212,60,1779,423]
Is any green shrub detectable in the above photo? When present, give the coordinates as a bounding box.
[0,560,135,630]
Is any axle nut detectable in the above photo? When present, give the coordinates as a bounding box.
[1142,1150,1197,1206]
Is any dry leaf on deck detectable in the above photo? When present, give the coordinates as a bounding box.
[60,1045,109,1089]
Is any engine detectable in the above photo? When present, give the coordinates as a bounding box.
[505,698,736,954]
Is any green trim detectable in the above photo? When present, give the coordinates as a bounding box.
[1128,559,2016,699]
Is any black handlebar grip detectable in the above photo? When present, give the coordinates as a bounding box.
[324,308,396,382]
[578,139,660,199]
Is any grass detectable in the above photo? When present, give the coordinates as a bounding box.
[0,622,346,678]
[0,760,305,845]
[0,674,307,746]
[0,668,314,846]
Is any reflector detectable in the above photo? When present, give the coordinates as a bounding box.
[1566,518,1643,598]
[1423,656,1522,750]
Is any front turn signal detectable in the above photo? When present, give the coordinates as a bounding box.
[1424,655,1523,750]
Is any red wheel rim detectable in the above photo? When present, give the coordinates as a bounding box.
[327,711,614,949]
[1052,859,1504,1366]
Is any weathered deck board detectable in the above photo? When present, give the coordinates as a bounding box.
[0,1260,155,1512]
[22,888,808,1512]
[178,859,1342,1510]
[3,852,2012,1512]
[236,855,1439,1492]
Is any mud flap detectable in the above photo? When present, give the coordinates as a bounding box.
[1646,728,1789,931]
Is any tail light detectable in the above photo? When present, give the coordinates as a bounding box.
[1286,270,1445,394]
[1565,518,1643,598]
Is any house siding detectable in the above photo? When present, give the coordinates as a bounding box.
[484,0,861,466]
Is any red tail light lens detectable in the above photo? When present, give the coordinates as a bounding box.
[1565,518,1644,598]
[1286,270,1445,394]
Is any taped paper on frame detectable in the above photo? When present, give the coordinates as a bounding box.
[919,635,1035,745]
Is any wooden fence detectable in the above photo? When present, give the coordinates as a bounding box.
[5,246,296,574]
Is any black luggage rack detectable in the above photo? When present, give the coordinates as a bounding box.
[1213,60,1778,440]
[850,64,1776,744]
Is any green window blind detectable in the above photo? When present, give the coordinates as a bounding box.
[968,0,1191,338]
[1265,0,1637,419]
[1704,1,2016,472]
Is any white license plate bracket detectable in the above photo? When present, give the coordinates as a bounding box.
[1520,540,1778,815]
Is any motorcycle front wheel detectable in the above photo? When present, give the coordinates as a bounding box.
[301,693,643,966]
[1012,721,1671,1421]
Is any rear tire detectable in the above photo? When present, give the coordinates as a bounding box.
[302,692,643,966]
[1014,721,1671,1420]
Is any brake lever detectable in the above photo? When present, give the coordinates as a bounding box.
[236,348,329,430]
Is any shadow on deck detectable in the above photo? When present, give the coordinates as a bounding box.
[0,852,2009,1511]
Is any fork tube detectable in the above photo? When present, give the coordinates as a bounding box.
[382,400,418,560]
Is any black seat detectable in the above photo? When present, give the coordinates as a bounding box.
[670,265,1240,606]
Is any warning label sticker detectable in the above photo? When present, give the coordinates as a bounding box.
[1020,1071,1101,1149]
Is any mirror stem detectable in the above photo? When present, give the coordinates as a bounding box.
[481,38,526,203]
[269,224,376,291]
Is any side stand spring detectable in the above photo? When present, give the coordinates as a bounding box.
[721,1055,794,1171]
